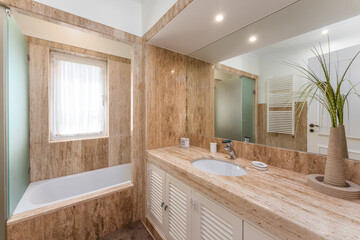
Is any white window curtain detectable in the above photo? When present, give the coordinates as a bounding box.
[50,52,107,140]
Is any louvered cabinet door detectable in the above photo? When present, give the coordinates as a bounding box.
[164,174,192,240]
[193,192,243,240]
[147,163,166,235]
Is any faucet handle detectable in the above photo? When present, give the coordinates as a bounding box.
[222,140,232,148]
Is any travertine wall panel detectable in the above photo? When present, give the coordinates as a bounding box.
[187,133,360,185]
[28,37,131,182]
[256,103,307,152]
[145,44,187,149]
[130,42,146,221]
[186,57,214,136]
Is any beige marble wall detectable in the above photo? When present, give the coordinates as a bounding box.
[186,57,214,136]
[131,42,146,222]
[28,37,131,182]
[7,186,134,240]
[187,133,360,185]
[145,44,187,150]
[256,103,308,152]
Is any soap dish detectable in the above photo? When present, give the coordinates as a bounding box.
[252,161,268,171]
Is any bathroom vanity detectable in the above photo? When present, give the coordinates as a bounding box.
[147,162,273,240]
[146,146,360,240]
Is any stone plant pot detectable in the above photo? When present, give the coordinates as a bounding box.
[338,125,349,159]
[324,127,346,187]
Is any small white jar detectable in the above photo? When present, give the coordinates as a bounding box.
[210,142,217,153]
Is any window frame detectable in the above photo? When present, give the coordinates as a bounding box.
[49,51,109,142]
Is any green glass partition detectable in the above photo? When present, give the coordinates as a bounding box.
[214,76,255,142]
[7,13,30,217]
[241,76,255,143]
[215,77,243,141]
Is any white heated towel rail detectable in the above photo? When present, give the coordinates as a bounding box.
[267,75,295,135]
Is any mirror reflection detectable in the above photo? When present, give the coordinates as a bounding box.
[186,14,360,160]
[213,70,255,143]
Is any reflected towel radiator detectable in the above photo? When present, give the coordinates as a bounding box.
[267,74,295,135]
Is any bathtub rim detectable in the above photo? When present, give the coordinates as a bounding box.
[15,163,132,210]
[7,181,134,225]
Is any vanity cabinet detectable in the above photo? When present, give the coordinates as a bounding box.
[147,163,167,234]
[165,174,192,240]
[192,191,243,240]
[147,163,275,240]
[147,164,192,239]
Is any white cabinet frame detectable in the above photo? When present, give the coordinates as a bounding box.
[146,163,275,240]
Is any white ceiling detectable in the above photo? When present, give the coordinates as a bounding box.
[35,0,143,36]
[190,0,360,63]
[34,0,175,36]
[250,14,360,58]
[148,0,297,55]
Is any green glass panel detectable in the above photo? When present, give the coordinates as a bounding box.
[241,76,255,143]
[215,77,242,141]
[7,14,29,217]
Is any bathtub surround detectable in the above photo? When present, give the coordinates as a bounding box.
[7,183,134,240]
[27,37,131,182]
[14,164,131,214]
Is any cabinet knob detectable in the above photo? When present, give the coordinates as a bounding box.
[161,202,164,208]
[164,205,168,211]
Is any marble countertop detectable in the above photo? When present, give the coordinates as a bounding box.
[146,146,360,240]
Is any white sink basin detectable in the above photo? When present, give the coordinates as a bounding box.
[191,159,247,177]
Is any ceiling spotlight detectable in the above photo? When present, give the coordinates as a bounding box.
[215,14,224,22]
[322,29,329,35]
[249,36,257,42]
[171,70,175,74]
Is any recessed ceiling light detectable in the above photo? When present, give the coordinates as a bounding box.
[249,36,257,42]
[322,29,329,35]
[215,14,224,22]
[171,70,175,74]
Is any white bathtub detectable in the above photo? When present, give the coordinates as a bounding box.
[14,163,131,214]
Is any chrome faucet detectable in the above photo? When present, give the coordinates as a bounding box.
[222,140,237,159]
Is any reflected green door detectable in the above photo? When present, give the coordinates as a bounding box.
[241,77,255,143]
[7,14,30,217]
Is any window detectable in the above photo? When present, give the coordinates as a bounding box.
[50,52,107,140]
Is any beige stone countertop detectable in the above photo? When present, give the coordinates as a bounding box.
[146,146,360,240]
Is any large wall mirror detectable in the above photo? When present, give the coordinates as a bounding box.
[186,3,360,161]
